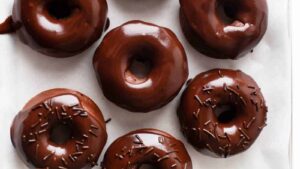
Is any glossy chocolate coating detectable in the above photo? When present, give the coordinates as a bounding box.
[101,129,192,169]
[11,88,107,168]
[1,0,108,57]
[178,69,268,157]
[179,0,268,59]
[93,20,189,112]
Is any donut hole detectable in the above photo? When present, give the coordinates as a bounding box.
[139,164,157,169]
[46,0,79,19]
[217,1,239,24]
[214,104,238,123]
[125,46,154,84]
[50,123,72,144]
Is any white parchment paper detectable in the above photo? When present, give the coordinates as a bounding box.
[0,0,291,168]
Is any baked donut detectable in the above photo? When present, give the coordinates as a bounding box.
[177,69,268,157]
[0,0,108,57]
[93,20,189,112]
[101,129,192,169]
[179,0,268,59]
[11,88,108,168]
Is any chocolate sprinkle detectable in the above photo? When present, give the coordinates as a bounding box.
[203,129,216,139]
[194,95,203,106]
[105,118,112,124]
[238,128,250,140]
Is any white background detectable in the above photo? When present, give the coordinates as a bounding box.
[292,0,299,168]
[0,0,294,168]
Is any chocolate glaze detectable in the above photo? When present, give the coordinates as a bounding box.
[11,88,107,168]
[179,0,268,59]
[177,69,268,157]
[0,0,108,57]
[101,129,192,169]
[93,20,189,112]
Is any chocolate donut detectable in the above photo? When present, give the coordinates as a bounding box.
[101,129,192,169]
[11,88,107,168]
[179,0,268,59]
[93,20,189,112]
[178,69,268,157]
[0,0,108,57]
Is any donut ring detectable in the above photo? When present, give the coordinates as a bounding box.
[101,129,192,169]
[177,69,268,157]
[179,0,268,59]
[11,89,107,168]
[93,20,189,112]
[0,0,108,57]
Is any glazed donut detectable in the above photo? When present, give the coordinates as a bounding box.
[0,0,108,57]
[101,129,192,169]
[93,20,189,112]
[179,0,268,59]
[11,88,107,168]
[177,69,268,157]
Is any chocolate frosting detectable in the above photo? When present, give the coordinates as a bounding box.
[11,88,107,168]
[93,20,189,112]
[178,69,268,157]
[1,0,108,57]
[179,0,268,59]
[101,129,192,169]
